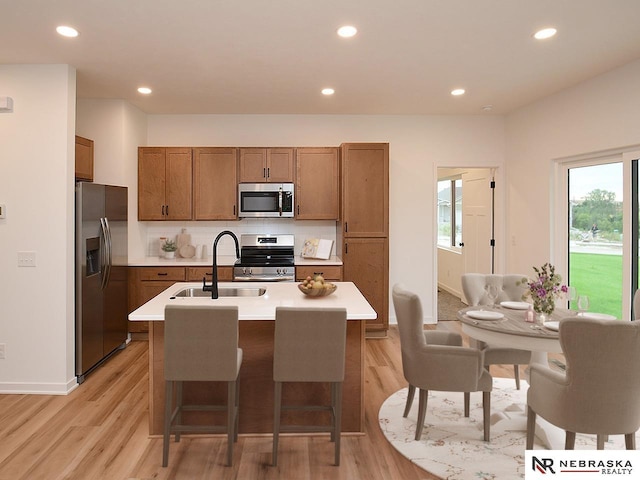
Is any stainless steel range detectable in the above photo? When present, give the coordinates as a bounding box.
[233,234,295,282]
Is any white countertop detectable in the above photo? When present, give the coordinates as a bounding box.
[128,281,375,321]
[128,255,342,267]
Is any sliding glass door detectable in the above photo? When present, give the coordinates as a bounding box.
[567,163,623,318]
[557,151,639,320]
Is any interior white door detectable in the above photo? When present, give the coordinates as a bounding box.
[462,168,493,274]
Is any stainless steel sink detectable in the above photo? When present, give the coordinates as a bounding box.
[172,287,266,298]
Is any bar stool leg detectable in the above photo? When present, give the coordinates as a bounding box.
[162,380,173,467]
[226,380,235,466]
[334,382,343,466]
[175,381,183,443]
[272,381,282,466]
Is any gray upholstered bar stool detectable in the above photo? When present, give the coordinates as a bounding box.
[163,305,242,467]
[272,306,347,467]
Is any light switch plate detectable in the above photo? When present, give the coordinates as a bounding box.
[17,251,36,267]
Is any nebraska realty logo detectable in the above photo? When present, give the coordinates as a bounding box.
[525,451,638,478]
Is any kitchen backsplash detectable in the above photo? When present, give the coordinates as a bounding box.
[144,219,338,258]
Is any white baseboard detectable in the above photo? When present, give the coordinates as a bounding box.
[0,378,79,395]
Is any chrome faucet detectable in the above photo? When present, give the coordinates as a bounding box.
[203,230,240,299]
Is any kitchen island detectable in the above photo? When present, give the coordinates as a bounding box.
[129,281,376,436]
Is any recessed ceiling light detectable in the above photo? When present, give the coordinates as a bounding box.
[321,88,335,96]
[137,87,152,95]
[56,25,79,38]
[534,27,557,40]
[337,25,357,38]
[451,88,466,96]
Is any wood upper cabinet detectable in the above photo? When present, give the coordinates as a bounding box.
[340,143,389,237]
[295,147,339,220]
[193,147,238,220]
[75,135,94,182]
[239,148,294,183]
[138,147,193,221]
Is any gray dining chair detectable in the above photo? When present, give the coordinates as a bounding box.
[527,316,640,449]
[392,284,492,441]
[461,273,532,389]
[272,306,347,466]
[163,305,242,467]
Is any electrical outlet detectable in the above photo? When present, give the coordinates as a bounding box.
[0,344,5,359]
[17,251,36,267]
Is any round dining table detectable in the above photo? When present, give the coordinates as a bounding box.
[457,304,571,449]
[457,304,567,365]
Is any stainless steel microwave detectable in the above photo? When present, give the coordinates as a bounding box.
[238,183,294,218]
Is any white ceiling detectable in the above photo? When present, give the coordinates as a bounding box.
[3,0,640,115]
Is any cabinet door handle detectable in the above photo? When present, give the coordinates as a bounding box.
[157,272,168,276]
[345,243,348,254]
[297,205,300,215]
[166,205,169,216]
[263,167,266,178]
[233,205,236,216]
[345,222,348,233]
[267,167,270,178]
[161,205,165,216]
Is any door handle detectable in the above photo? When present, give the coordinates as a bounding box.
[458,242,465,247]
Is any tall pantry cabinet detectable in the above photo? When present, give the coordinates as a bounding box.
[338,143,389,335]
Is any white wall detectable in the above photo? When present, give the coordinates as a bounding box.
[147,114,506,323]
[76,99,148,258]
[0,65,77,393]
[505,58,640,276]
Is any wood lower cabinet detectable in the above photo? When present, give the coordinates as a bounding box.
[296,265,343,282]
[187,266,233,282]
[128,267,186,333]
[138,147,193,221]
[295,147,339,220]
[75,135,94,182]
[342,238,389,334]
[239,148,294,183]
[129,266,235,333]
[193,148,238,220]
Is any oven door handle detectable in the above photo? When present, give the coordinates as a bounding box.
[233,275,294,282]
[278,187,283,216]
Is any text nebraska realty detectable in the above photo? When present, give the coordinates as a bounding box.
[560,459,632,475]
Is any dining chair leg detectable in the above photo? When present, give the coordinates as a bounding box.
[162,380,173,467]
[625,433,636,450]
[464,392,470,417]
[272,381,282,466]
[513,365,521,390]
[597,435,605,450]
[415,389,428,440]
[482,391,490,442]
[403,384,416,418]
[526,406,536,449]
[334,382,343,466]
[565,431,576,449]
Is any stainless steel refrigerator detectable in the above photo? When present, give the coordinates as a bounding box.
[75,182,128,383]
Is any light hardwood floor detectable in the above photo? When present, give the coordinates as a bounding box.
[0,323,528,480]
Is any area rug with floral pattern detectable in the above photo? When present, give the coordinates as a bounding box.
[378,378,638,480]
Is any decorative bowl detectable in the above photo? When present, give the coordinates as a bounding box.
[298,282,337,297]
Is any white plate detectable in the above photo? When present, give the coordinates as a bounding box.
[543,321,559,331]
[466,310,504,321]
[500,301,530,310]
[578,312,617,320]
